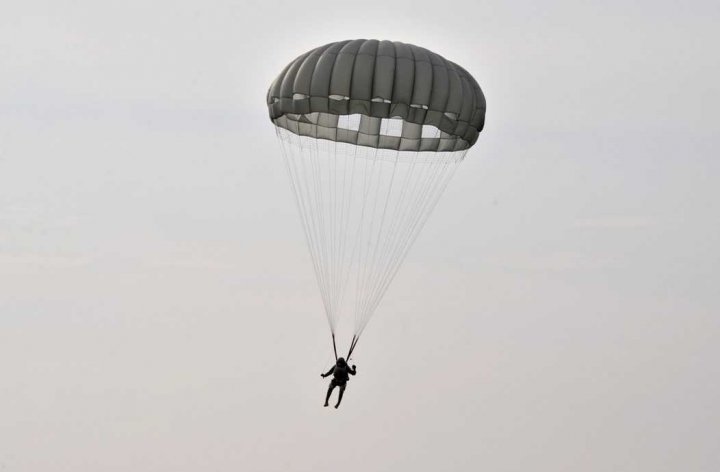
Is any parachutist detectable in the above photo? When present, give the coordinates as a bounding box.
[321,357,357,408]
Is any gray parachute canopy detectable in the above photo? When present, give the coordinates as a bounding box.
[267,39,486,152]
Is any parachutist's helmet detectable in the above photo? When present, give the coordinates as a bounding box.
[337,357,346,366]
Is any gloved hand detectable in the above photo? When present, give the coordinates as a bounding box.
[352,365,356,370]
[320,373,326,378]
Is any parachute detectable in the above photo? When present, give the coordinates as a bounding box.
[267,39,486,359]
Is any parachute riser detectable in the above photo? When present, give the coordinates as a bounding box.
[346,335,359,360]
[332,333,338,361]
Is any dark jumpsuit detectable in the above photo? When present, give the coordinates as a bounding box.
[322,361,356,407]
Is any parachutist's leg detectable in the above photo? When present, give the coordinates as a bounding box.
[334,385,346,408]
[324,382,336,407]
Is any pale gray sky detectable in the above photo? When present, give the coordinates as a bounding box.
[1,0,718,471]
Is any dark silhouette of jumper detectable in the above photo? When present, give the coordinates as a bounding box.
[321,357,357,408]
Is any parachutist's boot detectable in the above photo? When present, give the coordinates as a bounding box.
[335,388,345,408]
[324,385,334,407]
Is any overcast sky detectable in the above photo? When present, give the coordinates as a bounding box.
[1,0,718,471]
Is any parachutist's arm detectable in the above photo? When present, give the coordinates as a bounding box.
[321,366,334,378]
[349,365,357,376]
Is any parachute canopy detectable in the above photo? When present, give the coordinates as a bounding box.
[267,39,486,152]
